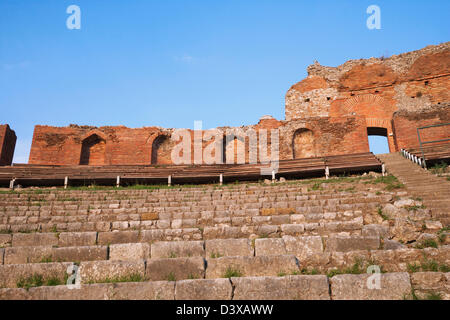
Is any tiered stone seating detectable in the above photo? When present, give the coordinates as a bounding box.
[0,174,448,300]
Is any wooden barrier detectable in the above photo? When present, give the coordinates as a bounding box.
[0,152,381,187]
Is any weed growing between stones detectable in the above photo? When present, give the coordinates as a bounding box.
[367,175,404,191]
[166,272,176,282]
[87,273,144,284]
[16,274,66,290]
[415,239,438,249]
[407,259,449,273]
[223,267,242,278]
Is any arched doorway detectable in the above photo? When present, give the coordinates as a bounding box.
[367,127,390,154]
[225,135,246,164]
[151,135,172,164]
[80,134,106,165]
[292,128,315,159]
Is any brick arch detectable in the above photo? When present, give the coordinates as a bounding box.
[339,94,398,152]
[79,134,106,165]
[81,130,107,142]
[341,94,388,116]
[365,118,391,129]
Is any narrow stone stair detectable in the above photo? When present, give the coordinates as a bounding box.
[377,152,450,226]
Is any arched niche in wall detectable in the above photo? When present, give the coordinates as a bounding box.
[292,128,316,159]
[79,134,106,165]
[224,134,246,165]
[151,135,172,165]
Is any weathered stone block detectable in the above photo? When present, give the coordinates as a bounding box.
[146,257,205,281]
[0,288,31,300]
[205,239,254,258]
[330,250,370,269]
[0,234,11,247]
[206,255,299,278]
[362,224,389,238]
[326,236,380,252]
[12,233,59,247]
[141,212,159,221]
[255,238,286,256]
[58,232,97,247]
[4,246,53,264]
[280,224,305,236]
[232,275,330,300]
[283,235,324,260]
[330,272,411,300]
[425,220,443,230]
[175,279,232,300]
[410,272,446,291]
[109,243,150,261]
[140,229,165,242]
[0,262,72,288]
[369,249,423,272]
[52,246,108,262]
[203,226,245,239]
[97,231,139,245]
[109,281,175,300]
[151,241,204,259]
[30,283,113,300]
[78,260,145,284]
[383,239,406,250]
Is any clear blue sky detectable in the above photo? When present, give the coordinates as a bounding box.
[1,0,449,162]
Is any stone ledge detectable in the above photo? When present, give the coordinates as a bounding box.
[330,272,411,300]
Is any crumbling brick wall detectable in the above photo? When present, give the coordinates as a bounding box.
[0,125,17,166]
[285,42,450,152]
[29,125,166,165]
[28,116,370,165]
[392,104,450,150]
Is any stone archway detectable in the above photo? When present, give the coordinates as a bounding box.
[292,128,316,159]
[80,134,106,165]
[151,135,172,165]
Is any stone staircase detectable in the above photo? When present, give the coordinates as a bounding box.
[0,175,449,300]
[378,152,450,226]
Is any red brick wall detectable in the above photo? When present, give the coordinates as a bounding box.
[392,106,450,150]
[28,116,370,165]
[0,125,17,166]
[285,43,450,153]
[29,125,163,165]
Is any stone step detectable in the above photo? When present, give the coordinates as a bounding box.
[3,232,382,254]
[3,245,108,264]
[2,237,448,274]
[379,153,450,227]
[1,272,448,300]
[0,254,300,288]
[0,216,371,234]
[0,196,393,212]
